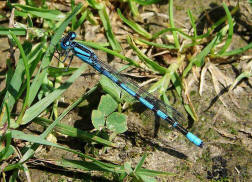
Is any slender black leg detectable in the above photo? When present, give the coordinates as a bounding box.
[65,54,74,71]
[54,49,70,64]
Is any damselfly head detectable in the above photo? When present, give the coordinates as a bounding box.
[68,32,76,40]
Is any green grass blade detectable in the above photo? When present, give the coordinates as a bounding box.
[23,63,87,125]
[183,35,219,77]
[136,37,176,49]
[230,70,252,90]
[127,35,167,74]
[134,153,147,173]
[34,117,115,147]
[12,4,65,20]
[77,40,139,67]
[87,0,104,9]
[28,3,82,105]
[168,0,180,49]
[136,168,174,176]
[187,10,197,38]
[152,27,192,40]
[9,31,31,124]
[217,3,233,55]
[72,9,88,31]
[129,0,139,17]
[0,131,12,160]
[0,43,44,125]
[57,159,119,172]
[117,8,152,39]
[220,42,252,56]
[0,27,26,35]
[133,0,162,5]
[10,130,121,172]
[98,6,122,51]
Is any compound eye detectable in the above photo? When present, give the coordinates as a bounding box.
[69,32,76,40]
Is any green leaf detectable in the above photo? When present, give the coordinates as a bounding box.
[0,27,26,35]
[138,175,157,182]
[0,131,12,160]
[124,162,133,174]
[169,0,180,49]
[134,153,147,173]
[8,130,123,173]
[92,110,105,130]
[183,34,219,78]
[12,4,65,20]
[100,75,122,102]
[133,0,161,5]
[98,6,122,51]
[117,8,152,39]
[217,3,234,55]
[98,94,118,116]
[220,42,252,56]
[58,159,114,172]
[34,117,115,147]
[230,70,252,90]
[9,31,31,124]
[106,112,127,134]
[72,9,88,31]
[87,0,104,9]
[20,85,98,164]
[22,63,87,124]
[129,0,139,17]
[127,35,167,74]
[136,38,176,49]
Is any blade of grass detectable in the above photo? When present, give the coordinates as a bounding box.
[129,0,139,17]
[57,159,121,172]
[133,0,162,5]
[12,4,65,21]
[134,153,147,173]
[220,42,252,57]
[153,27,191,40]
[34,117,115,147]
[0,27,26,35]
[8,130,122,173]
[169,0,180,49]
[187,10,197,38]
[23,63,87,125]
[230,70,252,90]
[127,35,167,74]
[9,31,31,125]
[0,43,44,125]
[183,34,220,78]
[217,3,233,55]
[136,37,176,49]
[77,40,139,67]
[98,6,122,51]
[72,9,88,31]
[117,8,152,39]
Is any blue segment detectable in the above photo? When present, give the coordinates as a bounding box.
[74,47,91,57]
[173,122,178,127]
[156,110,167,120]
[76,54,92,64]
[186,132,203,147]
[103,70,118,83]
[120,83,136,97]
[70,32,76,39]
[139,97,154,110]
